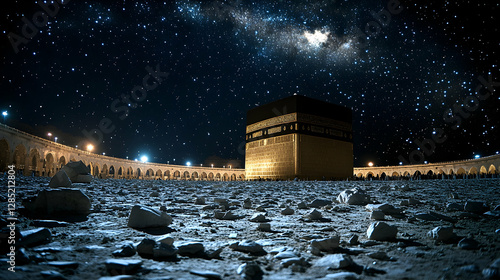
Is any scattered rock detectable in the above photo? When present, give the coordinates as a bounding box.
[195,197,206,205]
[175,241,205,257]
[257,223,271,232]
[458,238,479,250]
[321,272,359,279]
[337,188,370,205]
[297,202,308,209]
[309,199,332,208]
[230,240,267,255]
[46,261,79,269]
[464,201,489,214]
[20,228,52,247]
[112,244,136,257]
[365,203,401,215]
[367,251,391,261]
[311,236,340,253]
[348,234,359,245]
[304,209,323,220]
[105,259,142,275]
[370,210,385,220]
[62,160,92,183]
[315,253,354,269]
[48,170,72,188]
[281,207,294,215]
[190,270,222,280]
[414,211,456,223]
[243,198,252,209]
[24,189,91,218]
[427,226,456,242]
[367,222,398,241]
[214,210,242,220]
[127,205,172,229]
[274,251,297,260]
[237,262,264,280]
[249,213,269,223]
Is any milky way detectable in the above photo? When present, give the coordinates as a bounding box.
[1,0,498,167]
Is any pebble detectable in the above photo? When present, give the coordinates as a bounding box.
[257,223,271,232]
[249,213,269,223]
[365,203,401,215]
[281,207,295,215]
[314,253,354,269]
[112,244,136,257]
[427,226,456,242]
[464,201,489,214]
[105,259,142,274]
[310,236,340,253]
[308,199,332,208]
[237,262,264,280]
[230,240,267,255]
[366,222,398,241]
[190,270,222,280]
[127,205,172,229]
[305,209,323,220]
[348,234,359,245]
[20,228,52,247]
[458,238,480,250]
[337,188,370,205]
[274,251,297,260]
[370,210,385,220]
[175,241,205,257]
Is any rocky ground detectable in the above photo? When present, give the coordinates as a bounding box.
[0,176,499,280]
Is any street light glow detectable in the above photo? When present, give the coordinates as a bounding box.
[2,111,7,116]
[186,161,191,166]
[474,155,480,159]
[86,144,94,152]
[141,156,148,163]
[368,162,374,167]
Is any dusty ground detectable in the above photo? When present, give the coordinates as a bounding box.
[0,176,499,280]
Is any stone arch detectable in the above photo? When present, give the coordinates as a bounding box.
[468,167,478,175]
[109,165,116,178]
[488,164,497,174]
[136,168,142,178]
[208,172,214,181]
[182,171,190,180]
[156,169,163,179]
[215,173,221,181]
[356,172,364,179]
[59,156,66,170]
[426,170,434,176]
[164,170,170,180]
[45,153,55,176]
[28,148,41,175]
[173,170,180,179]
[238,174,245,181]
[403,171,410,177]
[456,168,466,175]
[366,172,374,179]
[191,171,199,180]
[380,172,387,180]
[391,171,399,177]
[436,169,445,175]
[0,138,11,172]
[102,164,109,177]
[146,168,155,179]
[448,169,454,175]
[230,173,237,181]
[13,144,27,171]
[201,172,208,180]
[93,164,100,177]
[126,167,134,179]
[118,166,124,178]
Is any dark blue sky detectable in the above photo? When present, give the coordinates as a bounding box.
[1,0,499,167]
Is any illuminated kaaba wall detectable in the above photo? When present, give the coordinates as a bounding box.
[245,95,353,180]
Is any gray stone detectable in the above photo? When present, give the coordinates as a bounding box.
[237,262,264,280]
[367,251,390,260]
[297,202,308,209]
[348,234,359,245]
[136,238,156,258]
[464,201,489,214]
[249,213,269,222]
[230,240,267,255]
[156,235,174,246]
[281,207,294,215]
[322,272,359,280]
[365,203,401,215]
[127,205,172,229]
[458,238,479,250]
[190,270,222,280]
[195,197,206,205]
[62,160,90,182]
[274,251,297,260]
[280,257,303,268]
[46,261,79,269]
[175,241,205,257]
[112,244,136,257]
[257,223,271,232]
[315,254,354,269]
[337,188,370,205]
[427,226,456,242]
[25,188,91,217]
[153,243,178,259]
[370,210,385,220]
[305,209,323,220]
[105,259,142,274]
[311,236,340,253]
[309,199,332,208]
[48,170,72,188]
[367,222,398,241]
[20,228,52,247]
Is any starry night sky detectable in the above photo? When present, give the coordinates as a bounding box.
[1,0,499,167]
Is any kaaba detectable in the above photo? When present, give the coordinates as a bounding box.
[245,95,353,180]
